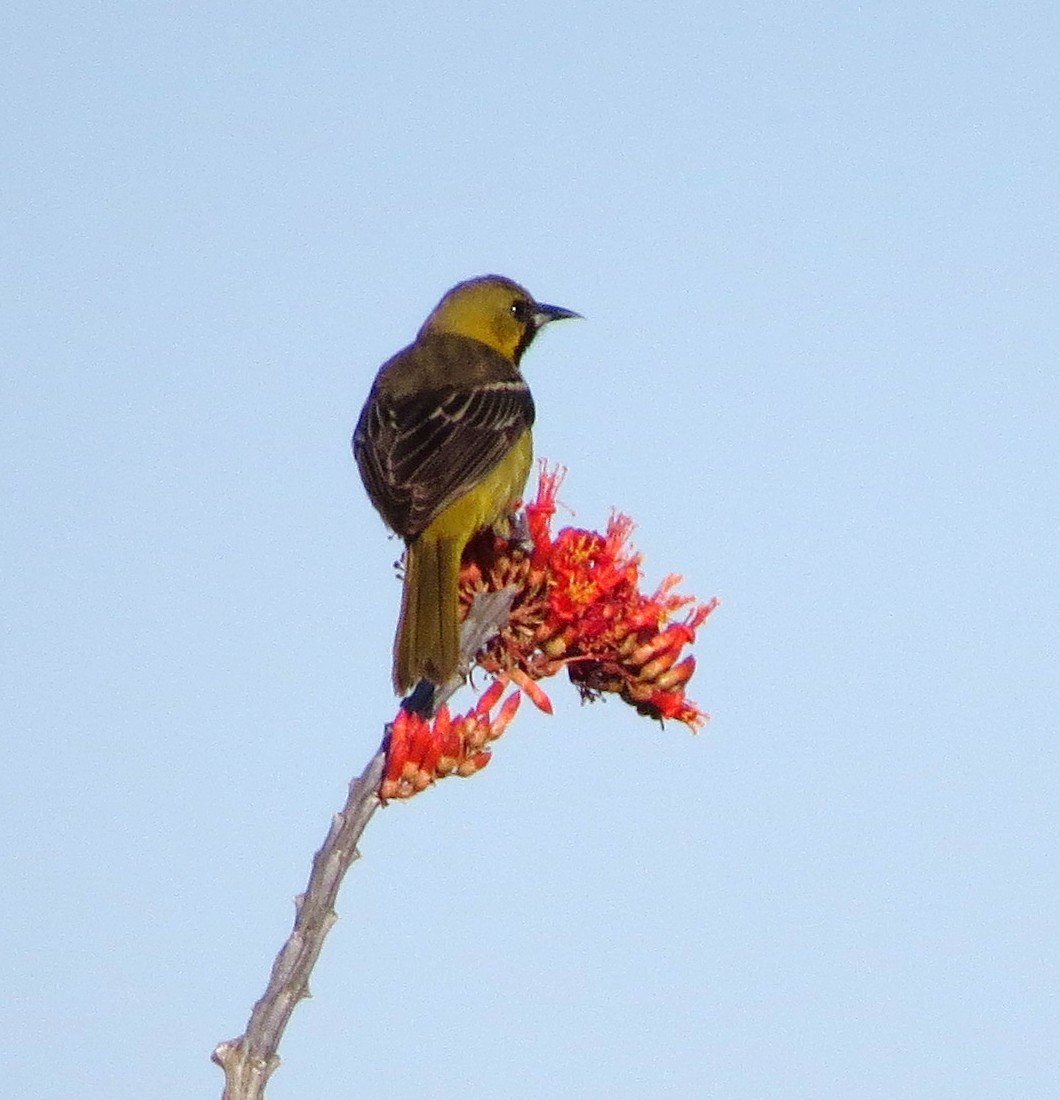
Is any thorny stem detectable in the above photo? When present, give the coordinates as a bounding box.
[211,750,386,1100]
[211,589,517,1099]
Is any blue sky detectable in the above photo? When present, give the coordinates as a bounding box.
[3,3,1058,1097]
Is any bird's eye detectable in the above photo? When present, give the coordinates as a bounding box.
[510,299,533,323]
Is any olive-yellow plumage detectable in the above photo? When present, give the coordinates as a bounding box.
[353,275,578,707]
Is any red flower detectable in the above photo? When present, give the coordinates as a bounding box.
[381,679,521,801]
[381,464,717,800]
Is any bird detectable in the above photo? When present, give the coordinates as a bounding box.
[353,275,579,712]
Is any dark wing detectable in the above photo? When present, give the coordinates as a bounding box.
[354,372,534,541]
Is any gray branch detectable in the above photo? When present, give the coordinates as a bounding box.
[211,587,517,1099]
[212,749,386,1100]
[431,586,515,712]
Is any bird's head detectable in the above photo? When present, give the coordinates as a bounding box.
[419,275,580,364]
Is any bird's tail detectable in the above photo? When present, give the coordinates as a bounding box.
[393,535,462,697]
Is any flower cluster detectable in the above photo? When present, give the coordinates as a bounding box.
[380,464,717,800]
[380,679,520,801]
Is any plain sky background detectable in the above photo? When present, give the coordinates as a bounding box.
[3,3,1058,1098]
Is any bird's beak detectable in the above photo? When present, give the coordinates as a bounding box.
[532,302,582,328]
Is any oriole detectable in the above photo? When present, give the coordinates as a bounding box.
[354,275,579,708]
